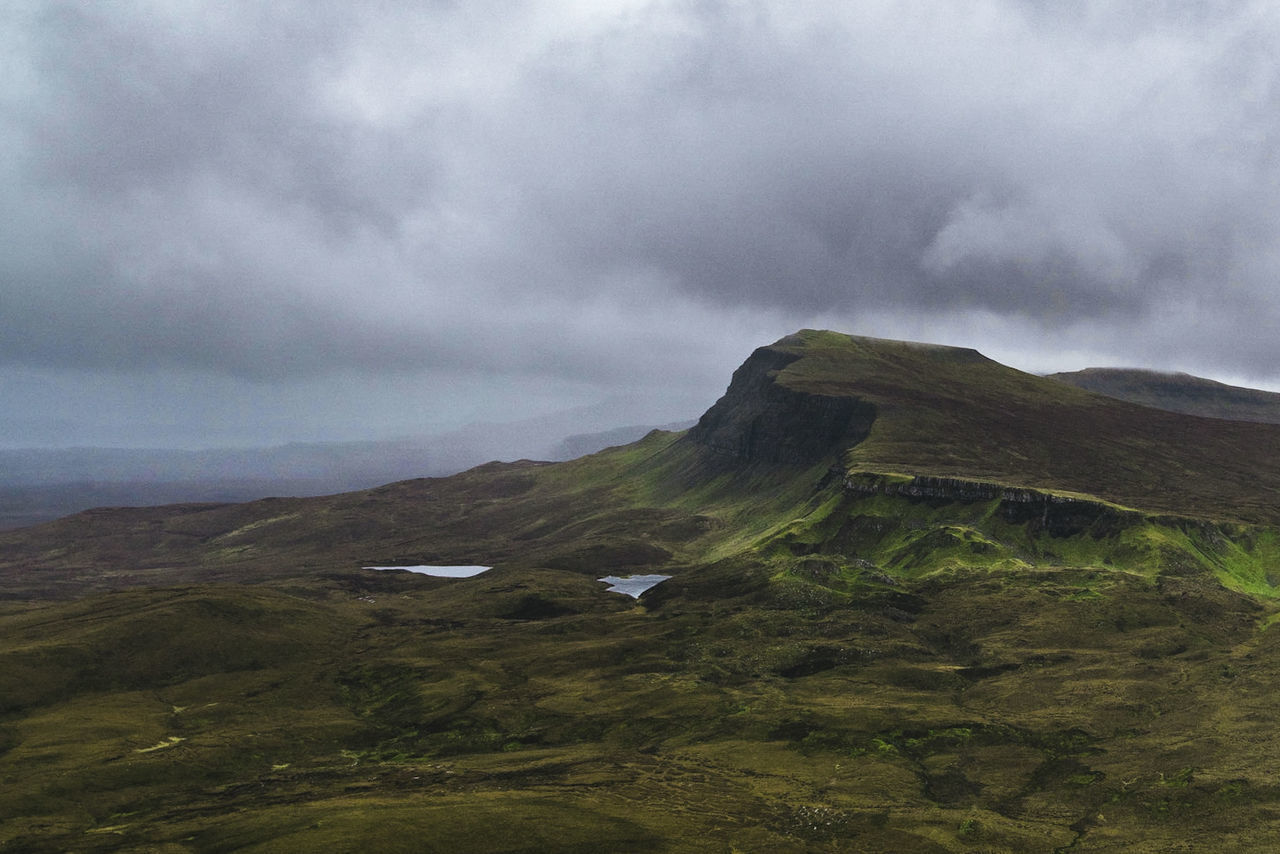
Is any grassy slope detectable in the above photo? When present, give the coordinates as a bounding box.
[7,330,1280,851]
[5,550,1280,852]
[1049,367,1280,425]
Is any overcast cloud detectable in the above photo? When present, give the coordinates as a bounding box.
[3,0,1280,448]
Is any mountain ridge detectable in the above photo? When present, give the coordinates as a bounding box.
[682,329,1280,523]
[6,329,1280,597]
[7,329,1280,851]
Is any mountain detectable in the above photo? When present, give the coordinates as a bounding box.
[4,329,1280,852]
[1048,367,1280,424]
[688,330,1280,521]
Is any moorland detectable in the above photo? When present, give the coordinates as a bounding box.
[4,329,1280,852]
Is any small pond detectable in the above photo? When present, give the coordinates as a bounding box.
[598,574,671,598]
[364,565,491,578]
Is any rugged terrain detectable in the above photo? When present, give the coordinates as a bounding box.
[3,330,1280,852]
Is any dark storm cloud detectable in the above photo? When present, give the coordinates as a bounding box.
[4,0,1280,443]
[506,0,1280,325]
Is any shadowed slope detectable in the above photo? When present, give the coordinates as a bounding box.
[685,344,877,465]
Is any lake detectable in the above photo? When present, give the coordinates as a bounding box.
[598,574,671,598]
[364,565,491,578]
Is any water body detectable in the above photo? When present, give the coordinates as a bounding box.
[598,574,671,598]
[364,565,491,578]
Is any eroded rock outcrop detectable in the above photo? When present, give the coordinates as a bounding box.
[686,346,877,465]
[841,472,1142,537]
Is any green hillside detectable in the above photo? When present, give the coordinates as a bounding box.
[5,330,1280,852]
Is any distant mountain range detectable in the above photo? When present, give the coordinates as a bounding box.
[0,415,694,529]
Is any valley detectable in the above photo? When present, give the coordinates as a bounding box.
[3,330,1280,852]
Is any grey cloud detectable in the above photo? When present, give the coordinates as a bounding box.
[25,3,436,231]
[4,0,1280,448]
[500,1,1280,331]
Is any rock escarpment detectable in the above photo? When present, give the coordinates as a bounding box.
[686,346,876,465]
[841,472,1142,538]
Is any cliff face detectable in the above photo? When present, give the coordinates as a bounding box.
[841,472,1141,538]
[686,346,877,465]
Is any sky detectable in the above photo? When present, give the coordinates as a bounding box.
[4,0,1280,448]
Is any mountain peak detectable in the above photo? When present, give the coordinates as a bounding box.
[680,329,1280,523]
[774,329,992,363]
[684,330,1008,466]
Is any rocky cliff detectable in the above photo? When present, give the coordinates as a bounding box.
[685,345,877,465]
[841,472,1144,537]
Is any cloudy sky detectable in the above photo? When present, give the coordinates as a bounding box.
[4,0,1279,448]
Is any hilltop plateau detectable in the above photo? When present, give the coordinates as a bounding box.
[4,330,1280,852]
